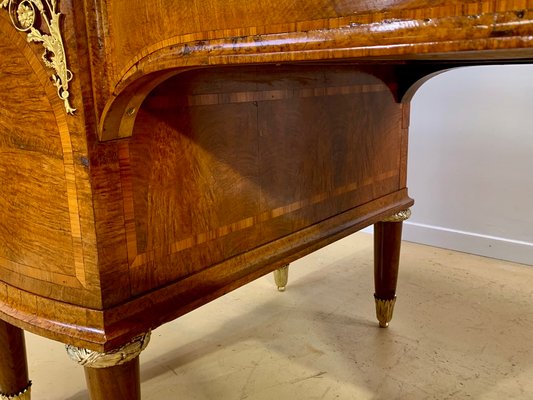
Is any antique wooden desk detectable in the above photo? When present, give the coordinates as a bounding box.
[0,1,532,398]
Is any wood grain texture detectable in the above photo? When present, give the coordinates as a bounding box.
[0,320,29,396]
[0,12,100,310]
[0,18,74,283]
[82,0,533,139]
[374,221,404,300]
[1,1,532,396]
[123,65,403,296]
[84,358,140,400]
[0,0,531,355]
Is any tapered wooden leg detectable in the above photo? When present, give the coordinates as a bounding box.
[374,209,411,328]
[273,264,289,291]
[66,331,150,400]
[0,320,31,399]
[84,358,140,400]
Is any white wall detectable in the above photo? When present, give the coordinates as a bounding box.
[403,65,533,265]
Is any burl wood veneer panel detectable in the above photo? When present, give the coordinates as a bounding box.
[0,15,100,310]
[122,65,403,296]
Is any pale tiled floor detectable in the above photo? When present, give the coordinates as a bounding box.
[25,232,533,399]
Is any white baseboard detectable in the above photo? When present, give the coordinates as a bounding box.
[403,222,533,266]
[361,222,533,266]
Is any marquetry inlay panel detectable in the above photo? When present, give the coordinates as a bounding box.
[119,66,403,295]
[0,15,87,292]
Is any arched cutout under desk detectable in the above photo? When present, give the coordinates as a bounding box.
[405,65,533,265]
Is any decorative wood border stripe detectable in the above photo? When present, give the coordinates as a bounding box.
[147,83,391,109]
[0,16,86,288]
[118,135,398,269]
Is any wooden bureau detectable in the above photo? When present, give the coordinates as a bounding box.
[0,1,532,398]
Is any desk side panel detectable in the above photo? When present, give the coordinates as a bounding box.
[118,65,406,298]
[0,13,102,313]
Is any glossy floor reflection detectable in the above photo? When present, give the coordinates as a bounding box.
[26,232,533,399]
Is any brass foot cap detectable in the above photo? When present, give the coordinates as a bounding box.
[274,265,289,292]
[0,381,32,400]
[374,296,397,329]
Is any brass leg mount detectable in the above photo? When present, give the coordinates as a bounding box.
[66,331,151,369]
[381,209,411,223]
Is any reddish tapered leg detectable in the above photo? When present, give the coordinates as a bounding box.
[0,320,31,399]
[374,209,411,328]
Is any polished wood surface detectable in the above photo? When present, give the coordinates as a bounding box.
[1,0,533,398]
[374,221,404,301]
[0,24,413,349]
[84,359,140,400]
[0,320,29,397]
[85,0,533,140]
[127,65,403,294]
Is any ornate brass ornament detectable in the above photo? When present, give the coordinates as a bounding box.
[1,0,76,114]
[274,264,289,292]
[382,208,411,223]
[0,381,31,400]
[66,331,151,369]
[374,296,396,328]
